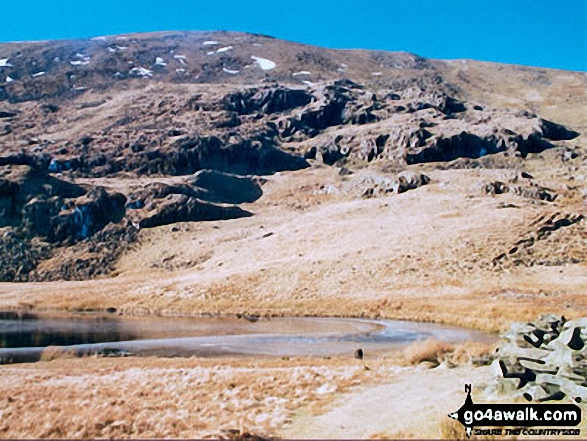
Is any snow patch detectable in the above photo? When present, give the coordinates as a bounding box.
[292,71,311,76]
[223,68,239,75]
[176,68,186,74]
[216,46,233,53]
[202,41,220,46]
[91,36,107,41]
[129,67,153,78]
[155,57,167,66]
[302,80,314,86]
[251,56,276,70]
[372,72,382,76]
[0,59,12,68]
[206,51,215,56]
[174,55,187,66]
[108,45,127,53]
[5,76,13,83]
[71,53,91,66]
[32,72,46,77]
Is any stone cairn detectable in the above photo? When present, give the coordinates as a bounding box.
[488,314,587,403]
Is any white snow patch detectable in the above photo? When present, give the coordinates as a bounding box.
[216,46,233,53]
[202,40,220,46]
[73,86,87,91]
[32,72,45,77]
[206,51,215,56]
[372,72,382,76]
[223,68,239,74]
[302,80,314,86]
[108,45,127,53]
[174,55,187,66]
[5,76,13,83]
[116,36,128,40]
[92,36,107,41]
[251,56,276,70]
[0,59,12,68]
[292,71,311,76]
[176,68,186,74]
[129,67,153,78]
[155,57,167,66]
[71,53,91,65]
[253,43,263,47]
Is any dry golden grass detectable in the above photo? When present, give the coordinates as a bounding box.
[0,355,401,439]
[403,340,454,365]
[438,418,466,440]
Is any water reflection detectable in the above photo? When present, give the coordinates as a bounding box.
[0,315,140,348]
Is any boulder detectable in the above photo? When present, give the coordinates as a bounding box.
[487,315,587,403]
[138,195,252,229]
[191,170,263,204]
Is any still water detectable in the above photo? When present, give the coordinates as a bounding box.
[0,312,494,364]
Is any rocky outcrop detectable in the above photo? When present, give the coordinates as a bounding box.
[0,165,87,229]
[138,195,252,229]
[492,213,585,267]
[28,187,127,244]
[222,87,314,115]
[488,315,587,403]
[484,180,558,202]
[361,171,431,198]
[191,170,263,204]
[126,170,263,225]
[122,135,310,177]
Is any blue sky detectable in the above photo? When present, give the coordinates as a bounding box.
[1,0,585,71]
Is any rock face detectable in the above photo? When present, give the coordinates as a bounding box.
[488,315,587,403]
[8,174,127,245]
[0,165,127,245]
[0,165,86,229]
[119,135,310,177]
[30,187,127,244]
[222,87,314,115]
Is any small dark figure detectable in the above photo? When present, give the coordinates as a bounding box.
[354,348,364,360]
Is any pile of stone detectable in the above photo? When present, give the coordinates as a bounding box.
[488,315,587,403]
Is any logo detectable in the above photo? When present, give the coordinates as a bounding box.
[449,385,582,438]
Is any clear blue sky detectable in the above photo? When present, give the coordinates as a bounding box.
[1,0,586,71]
